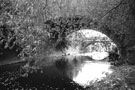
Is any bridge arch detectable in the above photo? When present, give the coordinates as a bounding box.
[44,15,121,61]
[44,15,120,47]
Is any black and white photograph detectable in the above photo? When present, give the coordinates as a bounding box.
[0,0,135,90]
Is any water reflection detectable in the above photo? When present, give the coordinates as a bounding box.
[52,54,113,88]
[71,61,113,87]
[63,29,115,87]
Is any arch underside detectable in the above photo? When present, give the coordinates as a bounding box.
[44,15,119,47]
[44,15,119,52]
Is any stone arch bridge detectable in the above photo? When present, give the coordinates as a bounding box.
[44,15,135,64]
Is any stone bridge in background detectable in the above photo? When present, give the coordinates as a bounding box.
[44,15,135,64]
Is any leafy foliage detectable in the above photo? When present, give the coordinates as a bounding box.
[0,0,21,59]
[0,0,135,90]
[0,0,135,67]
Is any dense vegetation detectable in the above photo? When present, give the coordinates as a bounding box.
[0,0,135,90]
[0,0,135,68]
